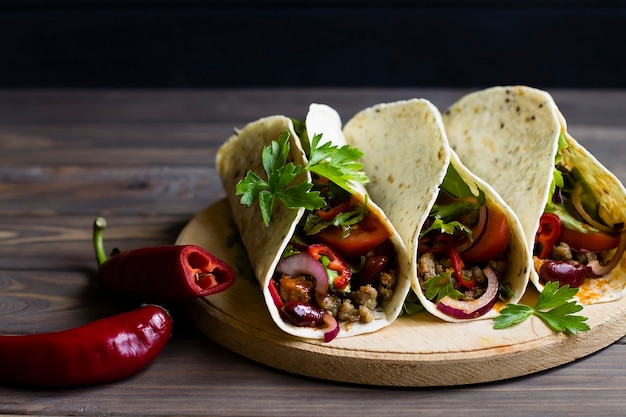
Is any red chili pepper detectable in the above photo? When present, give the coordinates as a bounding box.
[315,200,351,221]
[307,243,352,291]
[268,278,284,308]
[535,213,562,259]
[93,217,236,302]
[0,305,172,387]
[448,246,475,289]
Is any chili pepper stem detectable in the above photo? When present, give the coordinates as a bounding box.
[93,217,109,267]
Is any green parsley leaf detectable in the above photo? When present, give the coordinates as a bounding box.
[307,133,369,192]
[419,218,472,239]
[441,164,486,204]
[235,129,369,226]
[493,281,590,334]
[422,272,464,303]
[402,291,424,316]
[430,200,478,220]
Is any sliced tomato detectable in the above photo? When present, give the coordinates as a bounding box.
[314,214,390,258]
[459,205,510,264]
[559,226,620,253]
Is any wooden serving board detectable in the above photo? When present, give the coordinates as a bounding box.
[176,199,626,387]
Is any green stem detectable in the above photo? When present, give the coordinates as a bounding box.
[93,217,109,267]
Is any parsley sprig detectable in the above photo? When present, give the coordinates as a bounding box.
[493,281,590,334]
[235,129,369,226]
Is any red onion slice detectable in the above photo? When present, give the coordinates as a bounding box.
[322,313,340,342]
[587,231,626,276]
[276,252,329,296]
[457,204,488,253]
[437,266,500,319]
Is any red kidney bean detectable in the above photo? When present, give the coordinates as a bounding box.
[539,260,586,288]
[280,301,324,327]
[352,255,389,287]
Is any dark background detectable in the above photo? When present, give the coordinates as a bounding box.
[1,0,625,88]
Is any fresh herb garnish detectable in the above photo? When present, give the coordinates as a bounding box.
[402,291,424,316]
[235,130,369,226]
[493,281,590,334]
[441,164,486,204]
[303,202,366,235]
[422,272,465,303]
[419,217,472,240]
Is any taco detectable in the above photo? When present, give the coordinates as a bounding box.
[216,103,411,341]
[442,85,626,304]
[342,99,530,322]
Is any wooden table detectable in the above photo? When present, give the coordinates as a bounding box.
[1,88,625,416]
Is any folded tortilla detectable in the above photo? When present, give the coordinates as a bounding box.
[342,99,530,322]
[216,103,411,340]
[442,85,626,304]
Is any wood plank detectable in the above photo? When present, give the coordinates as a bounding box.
[0,334,626,416]
[1,89,626,415]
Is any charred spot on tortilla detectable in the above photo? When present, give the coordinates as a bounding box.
[443,85,626,305]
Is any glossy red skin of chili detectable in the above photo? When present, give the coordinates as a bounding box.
[448,246,475,289]
[0,305,172,387]
[98,244,236,302]
[308,243,352,291]
[535,213,562,258]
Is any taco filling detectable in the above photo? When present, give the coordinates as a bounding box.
[230,111,407,342]
[272,180,399,341]
[533,132,626,290]
[416,165,514,319]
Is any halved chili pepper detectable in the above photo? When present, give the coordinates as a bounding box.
[0,305,172,387]
[307,243,352,291]
[448,246,475,289]
[535,213,562,259]
[93,217,236,302]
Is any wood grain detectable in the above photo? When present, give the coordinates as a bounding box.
[0,89,625,416]
[178,199,626,387]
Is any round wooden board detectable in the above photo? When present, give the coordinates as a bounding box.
[176,199,626,387]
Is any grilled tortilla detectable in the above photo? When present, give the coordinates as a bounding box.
[443,86,626,304]
[343,99,530,322]
[216,104,411,340]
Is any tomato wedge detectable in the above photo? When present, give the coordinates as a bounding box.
[459,205,510,263]
[559,226,620,253]
[314,214,390,258]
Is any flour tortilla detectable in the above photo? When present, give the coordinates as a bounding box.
[216,104,411,340]
[343,99,530,322]
[442,85,626,304]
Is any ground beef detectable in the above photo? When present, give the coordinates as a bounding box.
[316,292,341,316]
[471,266,485,284]
[351,285,378,310]
[357,305,375,323]
[336,288,378,324]
[337,299,359,322]
[279,275,313,303]
[418,252,437,280]
[552,242,573,261]
[377,270,398,301]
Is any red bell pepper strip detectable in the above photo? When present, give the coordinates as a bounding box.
[315,200,351,221]
[307,243,352,291]
[448,246,475,289]
[268,278,284,308]
[0,305,172,387]
[93,217,236,302]
[535,213,562,259]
